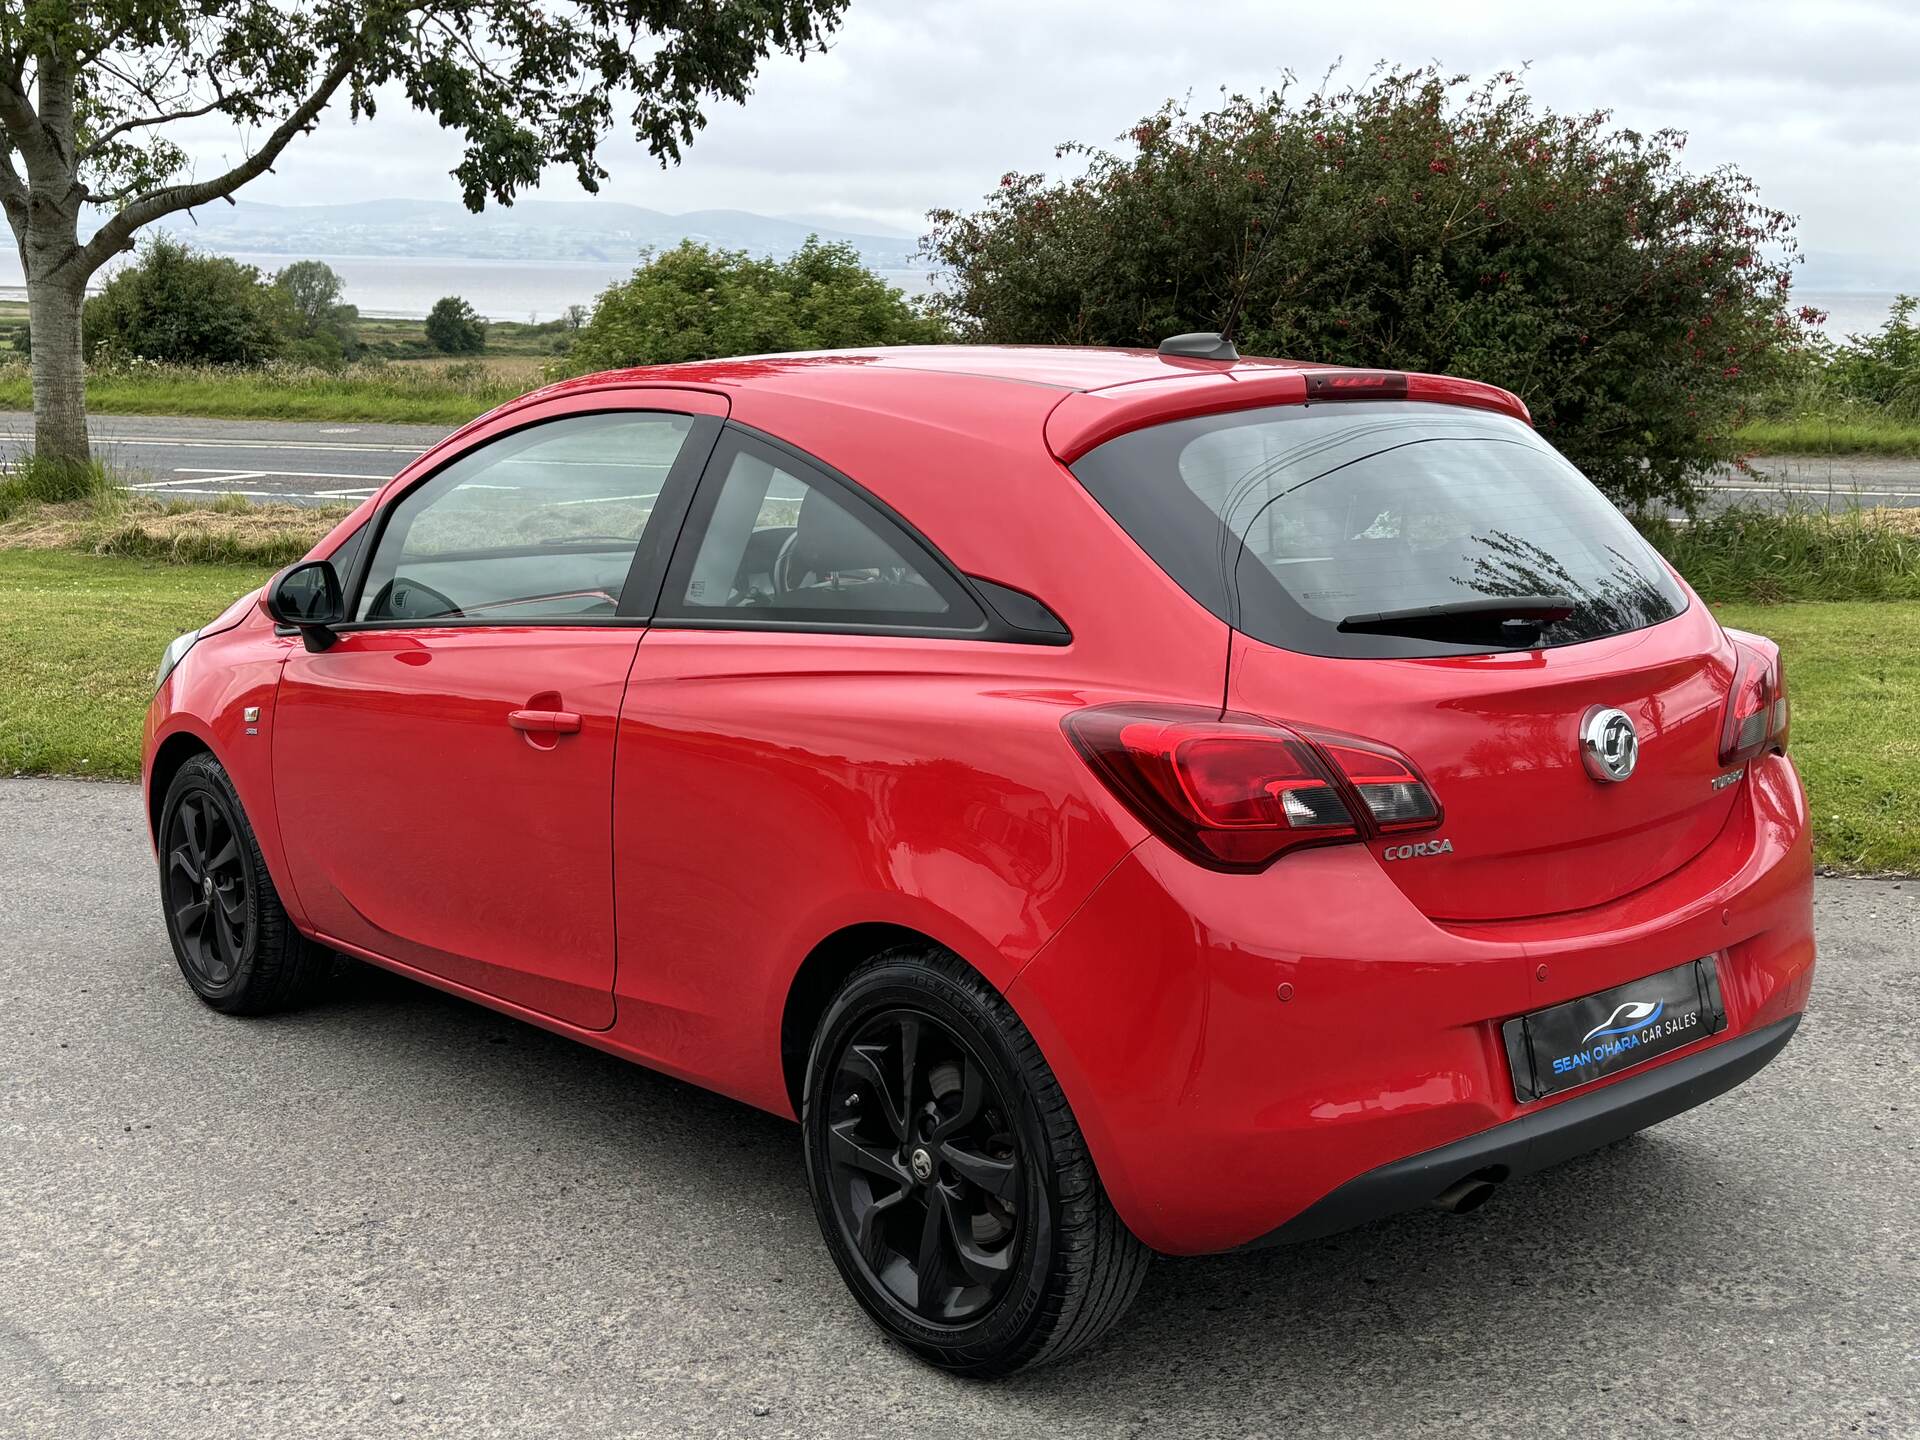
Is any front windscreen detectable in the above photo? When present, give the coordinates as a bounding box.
[1070,401,1687,658]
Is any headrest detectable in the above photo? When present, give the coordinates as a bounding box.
[790,488,906,578]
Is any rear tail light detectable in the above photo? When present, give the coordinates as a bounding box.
[1718,635,1790,767]
[1063,704,1441,870]
[1314,736,1442,831]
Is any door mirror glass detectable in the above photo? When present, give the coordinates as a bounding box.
[267,559,344,628]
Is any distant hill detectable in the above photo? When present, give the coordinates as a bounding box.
[147,198,922,270]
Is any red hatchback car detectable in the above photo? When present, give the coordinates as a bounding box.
[144,341,1813,1374]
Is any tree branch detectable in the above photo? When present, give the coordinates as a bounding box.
[0,142,27,228]
[0,69,56,170]
[79,49,357,275]
[80,93,228,158]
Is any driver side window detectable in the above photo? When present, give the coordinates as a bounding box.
[356,411,694,622]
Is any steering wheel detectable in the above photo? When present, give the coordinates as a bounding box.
[772,533,803,596]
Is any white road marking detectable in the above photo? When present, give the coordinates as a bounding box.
[92,435,426,454]
[170,465,391,482]
[552,491,662,507]
[1713,483,1920,499]
[130,471,268,490]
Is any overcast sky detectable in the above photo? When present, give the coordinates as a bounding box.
[183,0,1918,276]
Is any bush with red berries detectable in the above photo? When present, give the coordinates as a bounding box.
[923,66,1818,510]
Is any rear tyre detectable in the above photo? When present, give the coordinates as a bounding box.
[158,753,332,1014]
[801,945,1150,1375]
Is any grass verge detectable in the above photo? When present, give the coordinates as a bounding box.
[0,492,349,567]
[0,550,272,777]
[1734,414,1920,457]
[0,548,1912,873]
[1716,600,1920,874]
[1640,505,1920,603]
[0,359,527,426]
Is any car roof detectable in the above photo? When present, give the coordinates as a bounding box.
[552,344,1319,395]
[504,345,1532,464]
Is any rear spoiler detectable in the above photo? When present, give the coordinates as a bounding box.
[1045,367,1531,463]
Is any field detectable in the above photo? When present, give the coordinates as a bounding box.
[0,301,555,425]
[1736,413,1920,457]
[0,547,1911,872]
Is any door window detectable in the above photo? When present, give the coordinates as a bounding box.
[660,434,982,629]
[356,411,694,622]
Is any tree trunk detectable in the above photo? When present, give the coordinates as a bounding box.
[1,50,94,470]
[25,263,89,468]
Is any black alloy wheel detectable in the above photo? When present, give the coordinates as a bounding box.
[164,787,255,990]
[802,946,1151,1375]
[157,752,333,1014]
[823,1007,1024,1324]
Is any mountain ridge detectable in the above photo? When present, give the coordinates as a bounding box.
[149,197,923,269]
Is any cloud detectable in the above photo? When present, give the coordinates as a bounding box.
[174,0,1919,272]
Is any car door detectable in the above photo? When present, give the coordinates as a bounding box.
[272,397,722,1029]
[606,428,1039,1084]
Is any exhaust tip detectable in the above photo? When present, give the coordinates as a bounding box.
[1431,1174,1502,1215]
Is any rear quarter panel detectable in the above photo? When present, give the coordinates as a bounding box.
[608,631,1183,1115]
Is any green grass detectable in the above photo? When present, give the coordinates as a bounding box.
[1,549,1913,872]
[0,453,121,518]
[1716,600,1920,874]
[0,359,528,426]
[1734,414,1920,457]
[0,549,271,777]
[1640,506,1920,604]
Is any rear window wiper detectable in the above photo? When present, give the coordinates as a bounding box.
[1337,594,1575,639]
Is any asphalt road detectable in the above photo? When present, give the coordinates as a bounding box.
[0,412,451,507]
[3,410,1918,511]
[0,776,1914,1439]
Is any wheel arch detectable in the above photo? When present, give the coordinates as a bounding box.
[779,921,963,1115]
[146,729,216,844]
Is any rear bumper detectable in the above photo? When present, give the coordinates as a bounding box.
[1007,751,1815,1255]
[1241,1012,1800,1248]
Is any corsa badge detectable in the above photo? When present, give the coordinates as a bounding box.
[1382,838,1453,861]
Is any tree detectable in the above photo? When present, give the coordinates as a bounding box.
[425,295,486,354]
[568,237,946,370]
[86,234,286,364]
[0,1,851,469]
[275,259,349,333]
[924,67,1819,510]
[274,259,359,364]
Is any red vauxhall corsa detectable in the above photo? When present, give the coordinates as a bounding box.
[142,339,1814,1375]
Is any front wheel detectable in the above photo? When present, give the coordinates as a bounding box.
[801,946,1149,1375]
[158,753,332,1014]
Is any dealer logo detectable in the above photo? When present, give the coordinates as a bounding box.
[1580,999,1664,1044]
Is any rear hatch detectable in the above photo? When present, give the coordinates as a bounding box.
[1070,397,1740,921]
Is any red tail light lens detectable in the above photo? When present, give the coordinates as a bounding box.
[1064,704,1440,870]
[1719,635,1790,766]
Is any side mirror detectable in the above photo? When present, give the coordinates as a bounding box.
[265,560,344,651]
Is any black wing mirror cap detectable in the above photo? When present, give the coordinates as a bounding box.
[265,559,344,651]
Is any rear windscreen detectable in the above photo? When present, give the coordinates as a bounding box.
[1070,401,1687,658]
